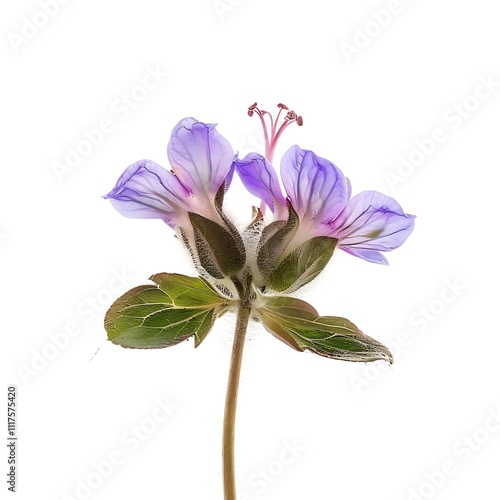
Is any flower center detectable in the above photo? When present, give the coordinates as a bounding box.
[248,102,303,163]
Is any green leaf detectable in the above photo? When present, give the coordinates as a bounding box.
[258,296,393,363]
[104,273,232,349]
[189,212,246,278]
[257,200,299,277]
[266,236,337,293]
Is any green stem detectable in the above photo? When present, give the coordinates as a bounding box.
[222,304,251,500]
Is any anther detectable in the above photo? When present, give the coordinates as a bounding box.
[247,102,258,116]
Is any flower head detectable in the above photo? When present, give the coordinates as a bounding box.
[104,118,234,229]
[235,145,414,264]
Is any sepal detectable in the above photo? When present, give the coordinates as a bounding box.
[257,200,299,277]
[265,236,337,293]
[188,212,246,279]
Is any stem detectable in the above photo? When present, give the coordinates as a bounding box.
[222,304,251,500]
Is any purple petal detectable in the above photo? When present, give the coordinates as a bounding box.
[167,118,234,196]
[234,153,286,215]
[345,177,352,200]
[224,157,236,190]
[340,247,389,265]
[103,159,190,225]
[330,190,415,251]
[280,146,349,227]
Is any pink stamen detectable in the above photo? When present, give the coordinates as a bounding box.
[247,102,303,163]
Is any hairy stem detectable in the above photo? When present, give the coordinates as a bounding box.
[222,304,251,500]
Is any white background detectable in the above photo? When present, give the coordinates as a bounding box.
[2,1,500,499]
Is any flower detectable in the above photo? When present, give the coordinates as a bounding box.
[234,145,415,264]
[104,118,234,229]
[103,105,414,500]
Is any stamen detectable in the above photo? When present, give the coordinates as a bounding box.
[247,102,258,117]
[247,102,303,162]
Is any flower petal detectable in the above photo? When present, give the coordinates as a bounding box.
[234,153,286,216]
[103,159,190,225]
[280,146,349,227]
[340,247,389,265]
[167,118,234,196]
[330,190,415,251]
[224,158,236,190]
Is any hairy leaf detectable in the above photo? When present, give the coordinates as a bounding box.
[258,296,393,363]
[105,273,232,349]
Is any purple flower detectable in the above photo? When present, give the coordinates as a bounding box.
[104,118,234,228]
[235,153,287,220]
[234,145,415,264]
